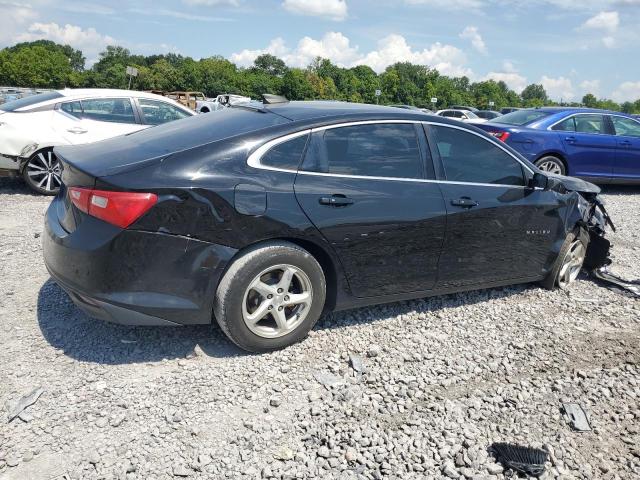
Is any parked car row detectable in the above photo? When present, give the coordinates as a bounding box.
[477,107,640,183]
[0,89,193,194]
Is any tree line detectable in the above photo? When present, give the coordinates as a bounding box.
[1,40,639,113]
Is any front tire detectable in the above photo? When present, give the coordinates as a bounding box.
[535,155,566,176]
[541,229,589,290]
[214,241,326,352]
[23,149,61,195]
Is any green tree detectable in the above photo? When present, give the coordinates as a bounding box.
[281,68,313,100]
[521,83,548,107]
[252,54,288,77]
[582,93,597,108]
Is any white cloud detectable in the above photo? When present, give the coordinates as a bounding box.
[404,0,484,12]
[485,72,528,93]
[581,11,620,31]
[602,36,616,48]
[612,81,640,102]
[459,26,487,54]
[0,1,37,45]
[579,79,600,95]
[356,34,471,76]
[540,75,575,101]
[282,0,348,21]
[230,32,472,76]
[14,22,116,65]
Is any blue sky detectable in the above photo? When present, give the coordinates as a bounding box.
[1,0,639,101]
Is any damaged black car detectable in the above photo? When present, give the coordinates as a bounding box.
[43,98,614,352]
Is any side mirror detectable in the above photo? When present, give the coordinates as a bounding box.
[529,172,549,190]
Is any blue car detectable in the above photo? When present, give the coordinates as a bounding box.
[476,108,640,183]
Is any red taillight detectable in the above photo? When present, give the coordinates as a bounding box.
[488,131,510,142]
[69,187,157,228]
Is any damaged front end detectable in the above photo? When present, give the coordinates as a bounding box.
[549,175,639,297]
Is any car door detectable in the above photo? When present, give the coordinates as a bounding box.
[57,98,143,145]
[552,114,616,178]
[611,115,640,180]
[425,123,566,289]
[294,121,447,298]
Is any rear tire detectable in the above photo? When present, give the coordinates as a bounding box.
[214,241,326,352]
[535,155,566,176]
[541,229,589,290]
[23,149,61,195]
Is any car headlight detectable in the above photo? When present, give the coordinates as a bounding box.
[19,143,38,158]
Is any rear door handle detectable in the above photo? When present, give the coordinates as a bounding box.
[619,140,632,147]
[67,127,88,134]
[451,197,478,208]
[564,136,576,144]
[319,195,354,207]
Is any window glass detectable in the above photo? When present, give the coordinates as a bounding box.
[60,101,83,118]
[492,110,550,126]
[260,134,309,171]
[302,123,423,179]
[138,98,191,125]
[0,91,63,112]
[573,114,605,134]
[612,116,640,137]
[552,117,576,131]
[431,125,524,186]
[81,98,136,124]
[441,111,456,118]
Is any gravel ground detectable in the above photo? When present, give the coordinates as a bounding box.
[0,176,639,480]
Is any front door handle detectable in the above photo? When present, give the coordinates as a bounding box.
[67,127,88,134]
[319,195,354,207]
[619,140,632,147]
[451,197,478,208]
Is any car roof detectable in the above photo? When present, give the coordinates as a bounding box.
[531,106,629,116]
[263,101,437,122]
[57,88,174,100]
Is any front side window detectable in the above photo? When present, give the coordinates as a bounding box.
[81,98,136,124]
[260,134,309,171]
[301,123,423,179]
[138,98,191,125]
[612,117,640,137]
[431,125,524,186]
[573,114,606,135]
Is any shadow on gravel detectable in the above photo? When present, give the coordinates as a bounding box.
[37,279,247,364]
[0,177,41,196]
[599,184,640,196]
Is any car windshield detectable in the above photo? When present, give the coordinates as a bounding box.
[0,91,63,112]
[491,109,550,126]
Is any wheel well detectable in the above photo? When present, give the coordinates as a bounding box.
[19,146,54,173]
[225,237,340,312]
[535,152,568,174]
[200,107,210,113]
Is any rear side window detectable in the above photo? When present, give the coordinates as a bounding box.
[431,125,525,186]
[493,110,550,126]
[260,134,309,171]
[574,114,606,134]
[138,98,191,125]
[81,98,136,124]
[301,123,423,179]
[612,116,640,137]
[0,91,62,112]
[60,101,83,118]
[552,117,575,131]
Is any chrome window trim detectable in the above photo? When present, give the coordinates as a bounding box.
[246,119,534,188]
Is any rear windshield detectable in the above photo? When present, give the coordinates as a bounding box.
[491,110,550,126]
[0,91,63,112]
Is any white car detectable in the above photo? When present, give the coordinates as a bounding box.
[435,109,488,124]
[0,89,194,194]
[196,94,251,113]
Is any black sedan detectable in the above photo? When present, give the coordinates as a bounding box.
[43,98,612,352]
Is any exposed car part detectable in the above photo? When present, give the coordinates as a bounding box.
[590,267,640,298]
[490,443,548,477]
[7,387,44,423]
[562,403,592,432]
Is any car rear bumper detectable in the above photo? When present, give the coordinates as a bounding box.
[43,196,238,326]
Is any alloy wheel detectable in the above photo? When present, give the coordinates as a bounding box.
[242,264,313,338]
[26,150,61,194]
[536,158,564,176]
[557,239,586,289]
